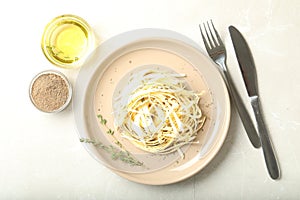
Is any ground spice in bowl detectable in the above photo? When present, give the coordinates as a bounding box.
[29,70,72,113]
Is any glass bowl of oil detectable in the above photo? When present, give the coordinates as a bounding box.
[41,14,95,69]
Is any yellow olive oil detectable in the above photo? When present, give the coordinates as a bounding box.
[50,22,88,63]
[42,15,94,68]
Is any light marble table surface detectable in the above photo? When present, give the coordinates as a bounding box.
[0,0,299,199]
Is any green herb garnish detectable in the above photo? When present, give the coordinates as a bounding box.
[97,114,107,125]
[80,138,143,166]
[89,114,143,166]
[106,129,114,135]
[46,45,78,62]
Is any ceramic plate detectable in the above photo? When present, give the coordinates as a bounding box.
[73,29,230,185]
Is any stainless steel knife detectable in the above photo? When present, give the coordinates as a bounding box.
[229,25,280,179]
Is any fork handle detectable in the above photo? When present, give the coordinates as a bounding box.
[250,96,280,179]
[221,67,261,148]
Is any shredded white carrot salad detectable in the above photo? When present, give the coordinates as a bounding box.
[113,69,206,156]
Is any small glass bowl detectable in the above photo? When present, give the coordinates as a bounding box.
[29,70,72,113]
[41,14,95,69]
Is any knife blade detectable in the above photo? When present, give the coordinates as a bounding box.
[229,25,280,179]
[229,27,258,97]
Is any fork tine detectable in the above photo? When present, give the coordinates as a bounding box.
[210,20,224,46]
[199,24,211,50]
[203,23,214,48]
[207,21,218,46]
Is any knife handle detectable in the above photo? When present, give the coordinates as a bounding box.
[250,96,280,179]
[222,69,261,148]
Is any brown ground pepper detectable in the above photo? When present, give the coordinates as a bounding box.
[30,72,70,112]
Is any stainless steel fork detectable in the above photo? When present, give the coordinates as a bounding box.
[199,20,261,148]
